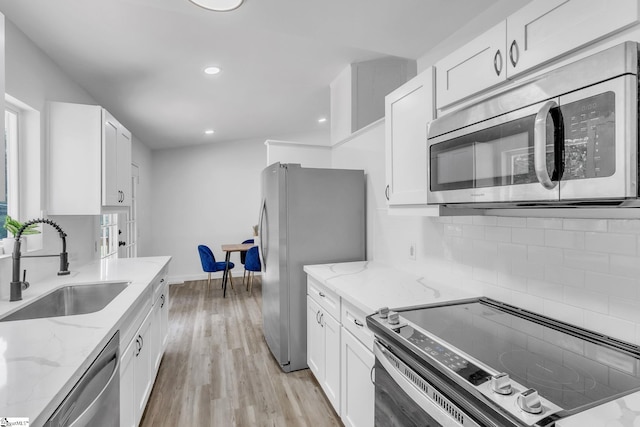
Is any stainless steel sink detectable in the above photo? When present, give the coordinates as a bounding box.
[0,281,130,322]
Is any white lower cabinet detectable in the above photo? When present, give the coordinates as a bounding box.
[341,328,374,427]
[120,309,153,427]
[121,270,170,427]
[306,294,341,412]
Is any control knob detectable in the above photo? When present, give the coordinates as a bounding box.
[388,311,400,325]
[490,373,512,395]
[378,307,390,319]
[517,388,543,414]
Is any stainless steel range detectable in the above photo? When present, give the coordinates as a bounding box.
[367,297,640,426]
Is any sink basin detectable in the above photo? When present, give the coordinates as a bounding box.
[0,281,130,322]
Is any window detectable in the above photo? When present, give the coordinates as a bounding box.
[0,108,19,239]
[100,213,119,259]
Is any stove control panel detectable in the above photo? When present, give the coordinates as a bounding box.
[395,324,491,386]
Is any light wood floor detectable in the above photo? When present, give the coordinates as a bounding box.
[140,276,343,427]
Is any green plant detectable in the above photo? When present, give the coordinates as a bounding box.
[4,215,41,237]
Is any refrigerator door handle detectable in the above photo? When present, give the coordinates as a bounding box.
[258,198,267,272]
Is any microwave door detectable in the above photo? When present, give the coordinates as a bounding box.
[428,100,561,204]
[558,75,637,201]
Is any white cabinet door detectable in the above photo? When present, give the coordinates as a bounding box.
[120,336,136,427]
[385,68,435,206]
[435,21,506,109]
[102,111,119,206]
[134,311,153,426]
[307,296,323,378]
[151,297,162,375]
[159,282,169,352]
[506,0,639,78]
[323,311,341,413]
[117,125,132,206]
[341,328,374,427]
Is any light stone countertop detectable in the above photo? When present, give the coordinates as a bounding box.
[0,255,171,427]
[303,260,477,314]
[304,260,640,426]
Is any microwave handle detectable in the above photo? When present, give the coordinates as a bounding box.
[534,100,559,190]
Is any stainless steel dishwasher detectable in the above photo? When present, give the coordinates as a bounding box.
[45,331,120,427]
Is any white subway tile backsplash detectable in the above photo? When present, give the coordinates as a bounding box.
[564,249,609,273]
[462,224,484,239]
[609,297,640,323]
[528,278,563,300]
[544,265,585,288]
[511,290,544,313]
[511,259,546,280]
[497,272,527,292]
[585,271,638,299]
[563,218,607,232]
[585,232,636,255]
[563,285,608,314]
[496,217,527,228]
[610,254,640,279]
[527,218,563,229]
[528,246,563,266]
[484,226,511,243]
[512,228,545,246]
[451,216,473,225]
[497,243,527,261]
[443,224,463,237]
[544,229,585,250]
[472,216,497,226]
[608,219,640,234]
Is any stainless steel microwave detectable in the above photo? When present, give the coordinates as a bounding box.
[427,41,639,208]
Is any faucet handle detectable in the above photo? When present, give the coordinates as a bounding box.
[22,269,29,290]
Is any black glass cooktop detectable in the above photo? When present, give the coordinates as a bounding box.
[400,299,640,411]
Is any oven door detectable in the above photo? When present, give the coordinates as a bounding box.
[428,99,563,205]
[374,341,481,427]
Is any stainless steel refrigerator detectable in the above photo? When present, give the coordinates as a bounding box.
[258,163,365,372]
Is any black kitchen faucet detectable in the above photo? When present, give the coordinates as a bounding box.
[10,218,70,301]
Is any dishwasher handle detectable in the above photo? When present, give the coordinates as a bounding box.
[46,331,120,427]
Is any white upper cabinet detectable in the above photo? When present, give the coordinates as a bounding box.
[506,0,639,78]
[435,22,506,110]
[385,67,440,214]
[436,0,640,109]
[48,102,132,214]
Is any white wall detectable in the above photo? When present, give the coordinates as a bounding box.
[332,119,640,346]
[132,135,153,257]
[0,19,155,298]
[150,137,266,282]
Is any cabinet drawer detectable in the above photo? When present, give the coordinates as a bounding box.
[341,300,374,352]
[307,276,340,320]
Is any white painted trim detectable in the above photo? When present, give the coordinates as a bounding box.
[331,118,384,149]
[264,139,332,149]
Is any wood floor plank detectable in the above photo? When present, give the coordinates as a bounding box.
[140,278,343,427]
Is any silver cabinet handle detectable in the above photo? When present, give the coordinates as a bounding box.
[161,294,165,308]
[354,319,364,327]
[534,100,559,190]
[316,310,321,324]
[258,198,267,272]
[320,312,324,327]
[135,337,141,357]
[509,40,519,67]
[494,49,503,76]
[318,291,325,298]
[385,185,390,201]
[370,366,375,385]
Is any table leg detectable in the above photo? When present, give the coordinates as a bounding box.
[223,251,231,298]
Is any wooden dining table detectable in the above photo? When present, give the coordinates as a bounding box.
[221,243,255,297]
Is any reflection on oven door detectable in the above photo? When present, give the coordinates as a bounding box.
[375,358,444,427]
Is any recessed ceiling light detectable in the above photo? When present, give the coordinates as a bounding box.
[188,0,244,12]
[204,66,221,75]
[318,117,327,123]
[205,129,215,135]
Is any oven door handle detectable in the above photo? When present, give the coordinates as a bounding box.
[374,341,477,427]
[534,100,560,190]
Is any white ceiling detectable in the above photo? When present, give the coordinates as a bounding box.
[0,0,500,149]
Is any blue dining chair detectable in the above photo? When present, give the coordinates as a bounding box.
[239,238,254,285]
[197,244,235,291]
[244,246,261,295]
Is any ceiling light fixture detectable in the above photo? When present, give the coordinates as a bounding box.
[318,117,327,123]
[204,66,221,75]
[188,0,244,12]
[205,129,215,135]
